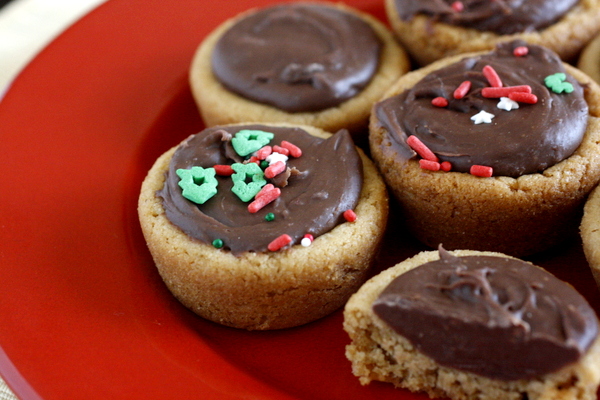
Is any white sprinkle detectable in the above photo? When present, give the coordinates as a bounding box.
[266,152,288,165]
[471,110,495,124]
[301,237,312,247]
[497,97,519,111]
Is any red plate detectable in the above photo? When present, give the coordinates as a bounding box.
[0,0,598,399]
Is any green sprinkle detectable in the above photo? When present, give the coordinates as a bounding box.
[260,160,269,170]
[231,130,274,157]
[176,167,218,205]
[230,162,267,202]
[265,213,275,221]
[212,239,224,249]
[544,73,574,94]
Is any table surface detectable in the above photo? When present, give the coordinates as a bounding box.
[0,2,106,400]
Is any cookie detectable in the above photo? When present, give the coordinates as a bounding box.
[138,123,388,330]
[385,0,600,65]
[344,247,600,400]
[189,2,410,143]
[369,41,600,257]
[578,32,600,84]
[581,185,600,288]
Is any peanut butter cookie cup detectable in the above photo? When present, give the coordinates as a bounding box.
[138,123,388,330]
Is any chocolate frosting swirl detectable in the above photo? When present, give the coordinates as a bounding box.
[373,248,599,380]
[211,3,382,112]
[157,125,363,255]
[375,41,588,177]
[393,0,579,34]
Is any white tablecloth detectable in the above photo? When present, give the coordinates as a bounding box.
[0,0,107,396]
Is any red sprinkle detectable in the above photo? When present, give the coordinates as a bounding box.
[451,1,464,12]
[265,161,286,179]
[280,140,302,158]
[431,97,449,107]
[343,209,357,222]
[213,164,234,176]
[272,145,290,156]
[268,234,292,251]
[440,161,452,172]
[419,159,441,171]
[470,165,493,177]
[481,85,532,98]
[482,65,502,88]
[303,234,314,242]
[454,80,472,99]
[255,145,272,160]
[247,156,260,165]
[248,186,281,213]
[407,135,439,162]
[508,92,538,104]
[513,46,529,57]
[255,183,275,199]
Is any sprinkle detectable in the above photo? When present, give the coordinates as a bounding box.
[470,165,493,177]
[231,130,274,157]
[301,234,314,247]
[255,183,275,199]
[255,145,272,160]
[482,65,502,88]
[176,167,218,205]
[248,186,281,213]
[419,159,441,171]
[265,160,286,178]
[451,1,464,12]
[280,141,302,158]
[213,164,234,176]
[272,145,290,156]
[440,161,452,172]
[230,162,267,202]
[260,160,269,169]
[343,209,357,222]
[544,73,574,94]
[508,92,538,104]
[268,234,292,251]
[481,85,531,98]
[497,97,519,111]
[431,97,449,107]
[407,135,439,162]
[454,80,472,99]
[265,212,275,221]
[247,156,260,165]
[212,239,224,249]
[470,110,495,124]
[513,46,529,57]
[266,152,288,165]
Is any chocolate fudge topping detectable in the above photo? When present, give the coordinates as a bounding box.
[373,248,599,380]
[157,125,363,255]
[375,41,588,177]
[393,0,578,34]
[211,3,382,113]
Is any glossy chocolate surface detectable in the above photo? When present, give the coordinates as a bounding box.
[393,0,578,34]
[211,3,382,112]
[375,41,588,177]
[158,125,363,255]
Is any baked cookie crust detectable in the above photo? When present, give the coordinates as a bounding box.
[138,123,389,330]
[581,185,600,288]
[578,32,600,84]
[344,250,600,400]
